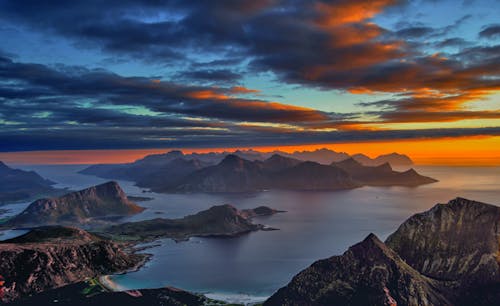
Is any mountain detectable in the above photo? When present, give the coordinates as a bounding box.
[105,204,281,241]
[386,197,500,288]
[352,152,413,167]
[0,226,145,303]
[174,155,362,192]
[4,181,144,227]
[271,161,359,190]
[286,148,350,164]
[262,154,302,172]
[174,154,267,192]
[79,150,188,181]
[334,158,437,186]
[0,161,57,203]
[265,233,450,306]
[135,158,207,191]
[266,197,500,306]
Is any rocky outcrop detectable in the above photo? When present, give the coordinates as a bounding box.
[0,226,145,303]
[265,234,450,306]
[105,204,281,240]
[0,161,57,203]
[4,182,144,227]
[386,197,500,286]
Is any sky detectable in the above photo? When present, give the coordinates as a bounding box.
[0,0,499,164]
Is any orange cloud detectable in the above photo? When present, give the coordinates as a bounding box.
[315,0,398,26]
[186,90,230,100]
[230,86,261,94]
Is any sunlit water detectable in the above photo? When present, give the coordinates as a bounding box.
[1,165,499,304]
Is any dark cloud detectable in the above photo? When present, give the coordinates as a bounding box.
[1,126,499,152]
[479,24,500,39]
[0,1,498,151]
[176,69,242,83]
[395,26,435,38]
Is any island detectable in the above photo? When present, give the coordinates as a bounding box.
[2,181,145,228]
[104,204,283,241]
[80,150,426,193]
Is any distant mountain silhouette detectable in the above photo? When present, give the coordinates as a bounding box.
[80,150,428,192]
[352,152,413,166]
[334,157,436,186]
[4,181,144,227]
[0,161,58,203]
[173,154,361,192]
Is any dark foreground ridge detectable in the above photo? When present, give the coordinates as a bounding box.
[3,181,144,227]
[266,197,500,306]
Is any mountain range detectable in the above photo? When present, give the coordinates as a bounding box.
[0,161,58,203]
[81,152,433,193]
[4,197,500,305]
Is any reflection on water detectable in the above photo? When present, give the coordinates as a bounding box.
[6,164,500,302]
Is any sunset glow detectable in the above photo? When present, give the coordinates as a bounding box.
[2,136,498,166]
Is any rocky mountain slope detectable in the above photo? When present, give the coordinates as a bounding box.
[0,161,58,203]
[4,181,144,227]
[386,197,500,287]
[105,204,282,241]
[265,233,450,306]
[266,197,500,306]
[0,226,145,303]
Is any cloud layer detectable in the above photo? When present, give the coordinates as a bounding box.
[0,0,498,150]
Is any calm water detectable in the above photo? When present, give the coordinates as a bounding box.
[2,165,499,303]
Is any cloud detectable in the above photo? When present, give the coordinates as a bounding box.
[479,24,500,39]
[0,1,498,150]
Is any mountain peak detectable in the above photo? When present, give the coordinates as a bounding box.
[220,154,245,165]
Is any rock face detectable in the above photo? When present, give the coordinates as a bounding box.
[106,204,281,240]
[0,226,145,303]
[266,198,500,306]
[334,158,437,186]
[0,161,57,203]
[265,234,450,306]
[386,197,500,286]
[5,181,144,227]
